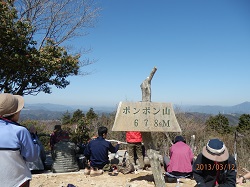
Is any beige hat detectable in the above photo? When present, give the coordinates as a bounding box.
[202,138,229,162]
[0,93,24,117]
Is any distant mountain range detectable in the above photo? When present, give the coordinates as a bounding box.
[20,102,250,121]
[23,103,116,113]
[178,101,250,114]
[23,101,250,114]
[20,103,116,120]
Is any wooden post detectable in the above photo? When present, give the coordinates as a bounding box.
[190,135,195,154]
[234,131,237,161]
[140,67,166,187]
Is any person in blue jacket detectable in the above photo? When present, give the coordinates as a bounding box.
[0,93,40,187]
[84,126,120,175]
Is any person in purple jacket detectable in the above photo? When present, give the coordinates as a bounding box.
[0,93,40,187]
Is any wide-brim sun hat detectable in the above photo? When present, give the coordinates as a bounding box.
[202,138,229,162]
[0,93,24,117]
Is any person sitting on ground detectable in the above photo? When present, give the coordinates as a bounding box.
[0,93,40,187]
[51,133,79,173]
[123,131,144,174]
[84,126,120,176]
[193,138,237,187]
[50,125,70,151]
[164,135,194,177]
[237,171,250,185]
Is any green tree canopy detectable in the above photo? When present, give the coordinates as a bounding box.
[70,119,90,144]
[61,110,71,125]
[86,107,98,120]
[71,109,85,123]
[205,113,231,134]
[237,114,250,133]
[0,0,99,95]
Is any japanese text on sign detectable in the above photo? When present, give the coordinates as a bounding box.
[112,102,181,132]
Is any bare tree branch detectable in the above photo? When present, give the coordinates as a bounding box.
[15,0,101,48]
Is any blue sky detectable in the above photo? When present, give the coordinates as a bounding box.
[25,0,250,108]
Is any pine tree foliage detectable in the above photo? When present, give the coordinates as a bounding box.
[205,113,231,134]
[61,110,71,125]
[237,114,250,133]
[71,109,85,123]
[71,118,90,145]
[86,107,98,120]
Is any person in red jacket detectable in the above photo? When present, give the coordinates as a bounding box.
[125,131,144,172]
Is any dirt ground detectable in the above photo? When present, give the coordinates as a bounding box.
[34,150,250,187]
[30,169,249,187]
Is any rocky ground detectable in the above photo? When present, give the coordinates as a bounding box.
[30,169,249,187]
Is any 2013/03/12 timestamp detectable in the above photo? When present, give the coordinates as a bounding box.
[195,163,235,171]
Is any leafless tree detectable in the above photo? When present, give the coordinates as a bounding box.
[15,0,101,49]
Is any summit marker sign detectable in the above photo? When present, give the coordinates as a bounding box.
[112,101,181,132]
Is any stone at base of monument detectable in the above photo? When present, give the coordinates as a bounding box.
[112,102,181,132]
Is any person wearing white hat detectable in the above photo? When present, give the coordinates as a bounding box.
[193,138,237,187]
[0,93,40,187]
